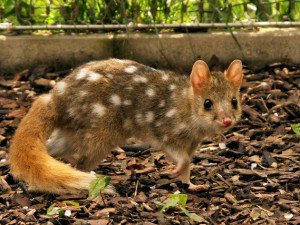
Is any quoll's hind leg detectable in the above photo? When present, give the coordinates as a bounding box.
[76,153,108,172]
[75,128,124,172]
[47,129,75,158]
[76,144,119,172]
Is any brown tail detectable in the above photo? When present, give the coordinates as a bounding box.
[10,95,96,194]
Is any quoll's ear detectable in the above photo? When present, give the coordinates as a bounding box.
[225,60,243,89]
[190,60,211,95]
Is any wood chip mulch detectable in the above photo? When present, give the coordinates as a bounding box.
[0,63,299,225]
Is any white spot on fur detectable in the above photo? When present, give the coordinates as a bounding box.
[87,71,102,81]
[133,75,148,83]
[174,122,187,133]
[87,61,97,65]
[145,111,154,123]
[115,59,124,63]
[155,121,162,127]
[42,94,52,103]
[92,103,106,117]
[123,100,132,106]
[169,84,176,90]
[126,86,133,91]
[158,100,165,107]
[68,108,77,117]
[166,108,177,117]
[146,88,155,97]
[214,78,218,85]
[140,77,148,82]
[106,73,113,79]
[56,81,67,95]
[76,68,88,80]
[110,94,121,106]
[125,65,137,74]
[79,90,87,97]
[161,73,169,80]
[135,113,143,125]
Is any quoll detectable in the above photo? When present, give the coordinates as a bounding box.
[10,58,243,194]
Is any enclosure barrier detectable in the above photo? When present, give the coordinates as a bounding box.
[1,21,300,31]
[0,0,300,31]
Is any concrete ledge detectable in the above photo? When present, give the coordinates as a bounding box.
[0,34,113,73]
[1,28,299,73]
[114,28,300,71]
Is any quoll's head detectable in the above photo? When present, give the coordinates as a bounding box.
[190,59,243,133]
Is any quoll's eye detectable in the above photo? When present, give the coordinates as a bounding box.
[204,99,213,110]
[232,97,238,109]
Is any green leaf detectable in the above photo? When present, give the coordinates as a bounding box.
[64,201,80,209]
[161,197,180,212]
[47,203,60,216]
[179,206,202,222]
[155,194,202,222]
[88,176,111,200]
[58,209,65,217]
[170,194,187,208]
[4,1,15,14]
[291,124,300,136]
[154,201,165,207]
[155,194,188,213]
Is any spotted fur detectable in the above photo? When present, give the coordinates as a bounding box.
[10,58,243,194]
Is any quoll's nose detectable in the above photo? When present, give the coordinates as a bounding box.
[222,117,232,127]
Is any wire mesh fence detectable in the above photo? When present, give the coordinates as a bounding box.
[0,0,300,31]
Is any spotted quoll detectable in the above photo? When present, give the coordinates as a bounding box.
[10,58,243,194]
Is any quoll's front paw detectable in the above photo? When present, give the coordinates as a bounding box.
[187,183,209,191]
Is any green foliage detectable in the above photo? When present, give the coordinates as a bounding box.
[47,203,60,216]
[46,200,79,216]
[47,176,110,217]
[88,176,111,200]
[291,124,300,136]
[64,201,80,208]
[0,0,299,26]
[155,193,202,222]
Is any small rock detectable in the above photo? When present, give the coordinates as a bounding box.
[34,78,56,87]
[268,114,280,124]
[219,143,226,149]
[64,210,72,217]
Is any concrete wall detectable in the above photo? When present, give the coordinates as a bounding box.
[114,28,300,71]
[0,28,299,74]
[0,34,113,73]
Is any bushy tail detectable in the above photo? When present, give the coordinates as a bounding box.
[10,95,96,194]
